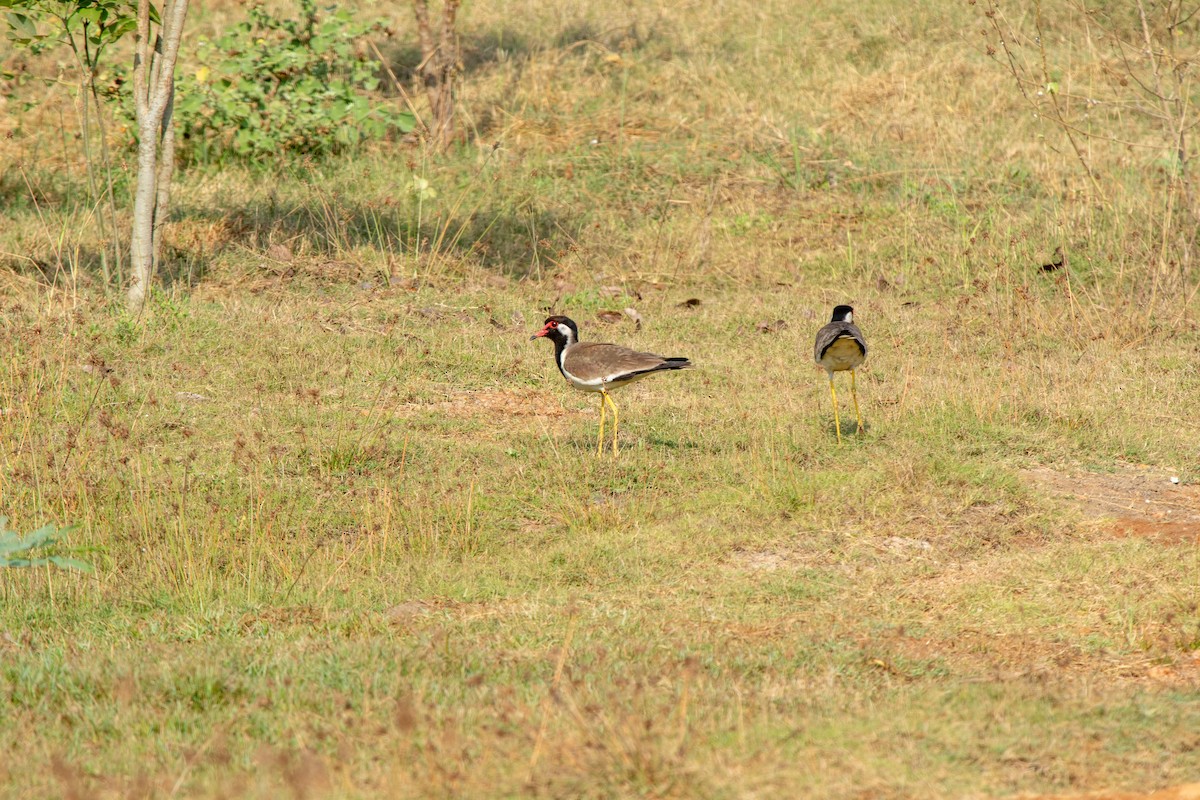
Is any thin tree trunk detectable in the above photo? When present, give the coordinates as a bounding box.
[127,0,189,312]
[128,123,159,311]
[90,78,124,287]
[412,0,460,150]
[77,56,105,284]
[79,23,123,287]
[152,84,176,275]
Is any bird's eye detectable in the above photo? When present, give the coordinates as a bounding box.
[548,321,557,328]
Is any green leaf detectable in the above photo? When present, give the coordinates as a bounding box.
[107,16,135,38]
[74,7,102,25]
[5,11,38,37]
[48,556,95,573]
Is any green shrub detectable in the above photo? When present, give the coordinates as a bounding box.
[173,0,414,164]
[0,516,92,572]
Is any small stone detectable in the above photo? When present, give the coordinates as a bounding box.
[385,601,429,623]
[882,536,933,553]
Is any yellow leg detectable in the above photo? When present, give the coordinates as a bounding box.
[596,392,607,456]
[605,392,620,457]
[851,369,864,433]
[829,376,842,445]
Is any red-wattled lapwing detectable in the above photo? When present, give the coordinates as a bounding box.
[814,304,868,444]
[531,315,692,456]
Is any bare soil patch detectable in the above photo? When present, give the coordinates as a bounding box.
[1010,782,1200,800]
[1022,465,1200,543]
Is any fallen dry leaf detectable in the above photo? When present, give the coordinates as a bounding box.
[756,319,788,333]
[623,307,644,330]
[678,298,701,309]
[600,285,643,301]
[596,310,624,324]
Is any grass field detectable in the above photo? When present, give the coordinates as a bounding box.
[3,0,1200,797]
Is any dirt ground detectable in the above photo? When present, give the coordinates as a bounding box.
[1022,464,1200,544]
[1010,783,1200,800]
[1009,467,1199,800]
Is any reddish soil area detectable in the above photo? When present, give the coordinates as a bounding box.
[1022,465,1200,543]
[1011,783,1200,800]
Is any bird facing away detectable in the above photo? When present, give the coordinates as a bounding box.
[531,315,692,456]
[814,304,868,444]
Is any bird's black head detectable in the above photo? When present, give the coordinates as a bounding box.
[530,315,579,346]
[830,305,855,323]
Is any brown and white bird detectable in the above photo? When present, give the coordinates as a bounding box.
[531,315,692,456]
[814,304,867,444]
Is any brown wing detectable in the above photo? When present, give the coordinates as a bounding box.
[564,342,689,383]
